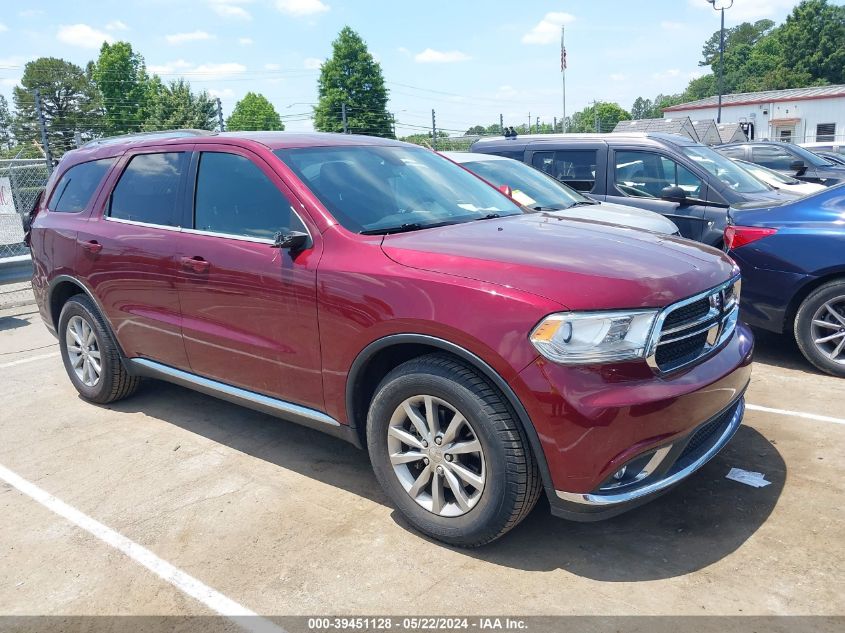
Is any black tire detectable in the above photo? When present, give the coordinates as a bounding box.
[794,280,845,378]
[366,353,542,547]
[58,294,141,403]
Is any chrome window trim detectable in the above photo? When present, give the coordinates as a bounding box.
[104,216,182,232]
[645,275,742,374]
[556,398,744,506]
[181,228,275,245]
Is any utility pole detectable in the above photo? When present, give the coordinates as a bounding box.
[528,112,531,133]
[707,0,733,124]
[216,97,224,132]
[536,116,540,134]
[341,102,348,134]
[499,113,504,135]
[431,109,437,150]
[593,101,599,133]
[554,116,557,133]
[33,89,53,173]
[390,113,396,138]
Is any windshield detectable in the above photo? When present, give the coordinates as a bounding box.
[460,158,585,209]
[787,143,836,167]
[681,145,771,194]
[736,160,800,185]
[275,145,523,233]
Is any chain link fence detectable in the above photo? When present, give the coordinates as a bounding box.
[0,158,49,260]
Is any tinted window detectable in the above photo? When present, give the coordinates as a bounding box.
[718,146,745,160]
[681,145,770,194]
[49,158,114,213]
[109,153,187,226]
[751,145,795,171]
[461,158,583,209]
[486,150,524,161]
[275,146,522,234]
[531,150,597,192]
[614,151,703,198]
[194,152,306,239]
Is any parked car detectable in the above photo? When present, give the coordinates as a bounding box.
[726,185,845,377]
[28,131,752,546]
[717,141,845,186]
[812,151,845,166]
[471,132,795,247]
[799,141,845,156]
[734,159,826,196]
[441,151,680,235]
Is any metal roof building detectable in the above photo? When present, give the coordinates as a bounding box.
[690,119,723,145]
[662,85,845,144]
[612,117,699,141]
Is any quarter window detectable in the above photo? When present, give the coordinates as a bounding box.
[49,158,115,213]
[109,153,187,227]
[614,151,703,199]
[194,152,306,240]
[530,150,597,192]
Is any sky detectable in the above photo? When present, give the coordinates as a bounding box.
[0,0,827,136]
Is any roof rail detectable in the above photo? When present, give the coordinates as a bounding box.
[80,129,216,149]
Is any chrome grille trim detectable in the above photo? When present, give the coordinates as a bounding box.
[645,275,742,374]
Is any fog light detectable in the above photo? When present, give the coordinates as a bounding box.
[613,466,627,481]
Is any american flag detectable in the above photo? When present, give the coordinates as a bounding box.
[561,27,567,72]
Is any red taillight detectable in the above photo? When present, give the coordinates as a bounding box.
[724,225,777,250]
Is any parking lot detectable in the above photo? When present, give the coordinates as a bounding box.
[1,293,843,627]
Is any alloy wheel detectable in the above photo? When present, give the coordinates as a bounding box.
[386,395,486,517]
[65,315,102,387]
[810,297,845,364]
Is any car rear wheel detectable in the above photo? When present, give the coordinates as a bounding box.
[794,280,845,378]
[58,295,141,403]
[366,353,542,547]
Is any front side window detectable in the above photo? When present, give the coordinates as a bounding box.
[275,145,522,234]
[49,158,115,213]
[681,145,770,194]
[751,145,796,171]
[613,151,703,199]
[109,152,187,227]
[194,152,306,240]
[531,150,597,192]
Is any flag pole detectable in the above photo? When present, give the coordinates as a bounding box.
[561,25,567,133]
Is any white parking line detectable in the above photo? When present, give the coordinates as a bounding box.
[0,463,285,633]
[0,351,58,369]
[747,403,845,426]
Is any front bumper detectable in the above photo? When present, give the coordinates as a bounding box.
[551,396,745,520]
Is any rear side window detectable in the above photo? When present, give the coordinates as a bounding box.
[194,152,307,240]
[109,152,187,227]
[718,146,745,160]
[49,158,115,213]
[751,145,794,171]
[531,150,597,192]
[485,150,524,161]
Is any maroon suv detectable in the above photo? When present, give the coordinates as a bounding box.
[28,131,752,547]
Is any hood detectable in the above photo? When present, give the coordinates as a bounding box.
[381,214,736,311]
[549,201,679,235]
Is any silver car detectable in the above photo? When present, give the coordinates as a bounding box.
[442,151,680,235]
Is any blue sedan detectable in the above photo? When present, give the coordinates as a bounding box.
[727,185,845,377]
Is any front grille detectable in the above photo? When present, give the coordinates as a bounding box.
[649,278,740,373]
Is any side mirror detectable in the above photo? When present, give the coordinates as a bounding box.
[497,184,513,198]
[272,230,310,251]
[660,185,687,203]
[789,159,807,175]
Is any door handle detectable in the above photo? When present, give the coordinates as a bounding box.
[80,240,102,254]
[180,256,210,273]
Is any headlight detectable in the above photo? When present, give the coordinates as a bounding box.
[529,310,658,364]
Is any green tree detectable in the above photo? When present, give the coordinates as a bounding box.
[630,97,654,119]
[143,77,216,131]
[226,92,284,131]
[569,102,631,133]
[93,41,150,136]
[0,95,12,150]
[777,0,845,85]
[700,19,775,67]
[314,26,392,137]
[12,57,100,156]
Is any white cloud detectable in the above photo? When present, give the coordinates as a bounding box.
[18,9,43,18]
[609,73,627,81]
[414,48,471,63]
[1,78,19,88]
[264,63,281,70]
[209,88,235,99]
[0,22,7,33]
[191,62,247,79]
[165,30,214,45]
[652,68,682,80]
[397,47,410,56]
[688,0,794,21]
[147,59,193,74]
[105,20,128,31]
[238,37,253,45]
[303,57,322,70]
[209,0,253,20]
[522,12,575,45]
[660,20,684,30]
[496,85,518,99]
[275,0,329,16]
[57,24,114,49]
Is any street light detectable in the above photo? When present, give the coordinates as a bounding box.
[706,0,734,124]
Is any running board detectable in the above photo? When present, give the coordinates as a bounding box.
[125,358,360,447]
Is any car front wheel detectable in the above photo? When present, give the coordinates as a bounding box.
[366,354,541,547]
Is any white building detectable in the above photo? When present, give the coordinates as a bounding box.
[662,85,845,144]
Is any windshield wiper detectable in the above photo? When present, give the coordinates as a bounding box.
[360,222,426,235]
[566,200,600,207]
[532,205,568,212]
[473,213,502,220]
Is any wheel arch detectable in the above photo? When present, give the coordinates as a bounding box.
[345,334,554,493]
[47,275,126,357]
[785,269,845,333]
